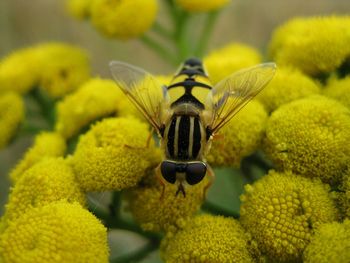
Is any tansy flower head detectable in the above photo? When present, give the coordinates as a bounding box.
[70,117,161,192]
[65,0,92,20]
[91,0,158,40]
[204,43,262,84]
[55,78,121,139]
[263,95,350,184]
[303,220,350,263]
[125,172,208,232]
[35,43,90,98]
[0,92,25,149]
[268,16,350,76]
[4,158,86,224]
[323,76,350,110]
[0,201,109,263]
[10,132,66,183]
[0,47,39,94]
[339,171,350,219]
[175,0,230,12]
[207,100,268,167]
[161,214,260,263]
[240,170,339,262]
[257,67,320,113]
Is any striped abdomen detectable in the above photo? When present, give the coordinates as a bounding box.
[164,115,207,161]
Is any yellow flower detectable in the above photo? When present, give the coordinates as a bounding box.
[0,47,39,94]
[161,214,259,263]
[269,16,350,76]
[263,95,350,184]
[207,100,268,167]
[70,117,161,191]
[0,92,25,149]
[204,43,262,84]
[303,220,350,263]
[323,76,350,110]
[10,132,66,183]
[35,43,90,98]
[4,158,86,225]
[125,172,207,232]
[240,170,339,262]
[65,0,92,20]
[257,67,320,113]
[0,201,109,263]
[55,78,121,139]
[339,172,350,219]
[175,0,230,12]
[91,0,158,40]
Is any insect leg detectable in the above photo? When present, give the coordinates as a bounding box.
[202,164,215,201]
[155,164,166,200]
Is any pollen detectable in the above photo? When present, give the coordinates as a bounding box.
[70,117,161,192]
[161,214,260,263]
[0,201,109,263]
[10,132,66,183]
[207,100,268,167]
[263,95,350,184]
[240,170,339,262]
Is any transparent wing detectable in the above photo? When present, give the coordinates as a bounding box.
[209,63,276,133]
[109,61,169,132]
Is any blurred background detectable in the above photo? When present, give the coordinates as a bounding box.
[0,0,349,215]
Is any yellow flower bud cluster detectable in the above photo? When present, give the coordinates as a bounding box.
[323,76,350,110]
[66,0,158,40]
[240,170,339,262]
[269,16,350,76]
[0,201,108,263]
[0,92,25,149]
[263,95,350,184]
[303,220,350,263]
[175,0,230,12]
[0,43,90,97]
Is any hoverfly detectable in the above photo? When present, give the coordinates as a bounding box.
[110,58,276,197]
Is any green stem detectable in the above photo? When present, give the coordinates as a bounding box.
[194,11,220,57]
[30,88,56,129]
[202,201,239,219]
[110,241,159,263]
[140,35,178,65]
[174,11,191,62]
[153,21,173,40]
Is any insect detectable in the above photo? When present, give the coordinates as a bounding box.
[110,58,276,198]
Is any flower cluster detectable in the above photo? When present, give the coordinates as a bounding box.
[1,4,350,263]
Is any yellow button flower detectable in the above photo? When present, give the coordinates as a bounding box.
[4,158,86,225]
[240,170,339,262]
[207,100,268,167]
[263,95,350,184]
[70,117,161,191]
[55,78,122,139]
[10,132,66,183]
[303,220,350,263]
[91,0,158,40]
[257,67,320,113]
[0,47,39,94]
[204,43,262,84]
[161,214,259,263]
[125,172,208,232]
[269,16,350,76]
[323,76,350,110]
[0,201,109,263]
[65,0,92,20]
[339,171,350,219]
[35,43,90,98]
[0,92,25,149]
[175,0,230,12]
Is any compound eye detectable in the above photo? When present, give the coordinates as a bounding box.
[160,161,177,184]
[186,162,207,185]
